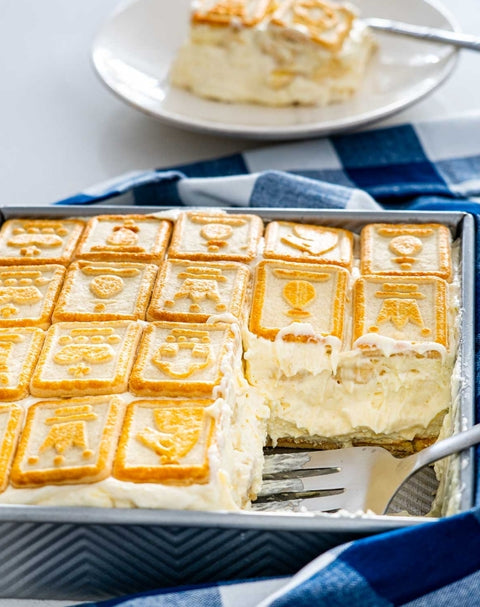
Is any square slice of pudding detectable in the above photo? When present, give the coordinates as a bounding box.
[113,400,214,485]
[30,321,142,397]
[264,221,353,268]
[53,261,158,322]
[10,396,125,488]
[361,223,453,280]
[170,0,376,106]
[0,219,84,266]
[75,215,172,263]
[129,321,238,398]
[168,212,263,263]
[147,259,250,323]
[0,264,65,329]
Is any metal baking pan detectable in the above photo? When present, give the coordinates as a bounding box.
[0,206,474,600]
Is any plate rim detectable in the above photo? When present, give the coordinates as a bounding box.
[91,0,460,140]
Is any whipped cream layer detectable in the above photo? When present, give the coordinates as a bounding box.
[244,251,460,447]
[245,330,454,443]
[170,18,375,106]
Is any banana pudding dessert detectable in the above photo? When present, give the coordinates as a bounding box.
[170,0,376,106]
[0,212,461,511]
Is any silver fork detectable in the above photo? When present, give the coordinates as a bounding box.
[253,423,480,515]
[364,19,480,52]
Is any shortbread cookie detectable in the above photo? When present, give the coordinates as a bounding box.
[264,221,353,268]
[30,321,142,397]
[0,404,23,492]
[129,322,237,397]
[170,0,375,107]
[0,264,65,329]
[168,212,263,263]
[10,396,125,487]
[0,327,45,400]
[352,275,448,348]
[53,261,158,322]
[361,223,452,280]
[191,0,272,26]
[147,260,250,323]
[75,215,172,263]
[113,400,214,484]
[249,260,349,341]
[0,219,84,265]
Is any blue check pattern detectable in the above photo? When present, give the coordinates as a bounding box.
[63,115,480,607]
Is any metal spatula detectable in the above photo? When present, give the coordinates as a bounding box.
[253,423,480,515]
[364,19,480,52]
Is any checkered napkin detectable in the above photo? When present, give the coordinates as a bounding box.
[70,115,480,607]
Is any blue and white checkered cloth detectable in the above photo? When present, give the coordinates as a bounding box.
[67,115,480,607]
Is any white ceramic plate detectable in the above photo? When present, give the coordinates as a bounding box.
[91,0,459,140]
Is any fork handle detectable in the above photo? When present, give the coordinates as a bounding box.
[364,18,480,52]
[411,423,480,474]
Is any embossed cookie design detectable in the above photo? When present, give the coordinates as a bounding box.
[0,219,84,265]
[249,260,348,341]
[168,212,263,262]
[0,265,65,329]
[10,396,125,487]
[264,221,353,268]
[352,276,448,347]
[0,404,23,492]
[147,260,250,323]
[113,400,214,484]
[271,0,356,52]
[30,321,143,397]
[0,327,45,400]
[129,322,237,397]
[53,261,158,322]
[75,215,172,263]
[192,0,272,26]
[361,223,452,280]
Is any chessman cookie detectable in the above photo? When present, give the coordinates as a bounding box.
[30,321,143,398]
[352,276,448,350]
[10,396,125,488]
[168,211,263,263]
[361,223,453,280]
[53,261,158,322]
[147,259,250,323]
[129,321,238,397]
[113,400,214,485]
[0,264,65,329]
[0,327,45,400]
[249,260,349,341]
[263,221,353,268]
[0,219,84,266]
[0,404,23,492]
[191,0,272,27]
[75,215,172,263]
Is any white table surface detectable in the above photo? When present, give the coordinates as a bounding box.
[0,0,479,604]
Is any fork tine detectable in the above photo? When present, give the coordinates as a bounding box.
[251,492,348,513]
[258,474,345,497]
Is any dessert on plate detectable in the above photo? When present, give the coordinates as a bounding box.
[170,0,376,106]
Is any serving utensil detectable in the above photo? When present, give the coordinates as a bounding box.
[364,18,480,51]
[254,423,480,515]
